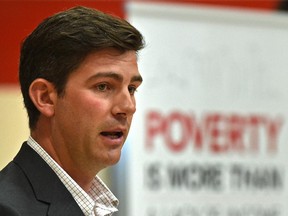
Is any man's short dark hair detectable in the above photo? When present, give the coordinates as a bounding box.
[19,6,145,129]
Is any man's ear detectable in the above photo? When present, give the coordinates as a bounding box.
[29,78,57,117]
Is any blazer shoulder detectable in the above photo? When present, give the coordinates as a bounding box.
[0,161,31,195]
[0,203,21,216]
[0,160,49,215]
[0,143,85,216]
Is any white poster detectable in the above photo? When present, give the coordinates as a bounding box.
[125,2,288,216]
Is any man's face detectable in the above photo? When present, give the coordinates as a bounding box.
[52,49,142,174]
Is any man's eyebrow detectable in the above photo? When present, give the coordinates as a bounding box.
[87,72,143,83]
[87,72,123,82]
[131,75,143,83]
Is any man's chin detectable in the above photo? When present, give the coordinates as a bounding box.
[106,151,122,166]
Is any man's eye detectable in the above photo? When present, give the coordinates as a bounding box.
[128,86,137,95]
[96,83,109,91]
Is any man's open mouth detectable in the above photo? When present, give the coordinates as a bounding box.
[100,131,123,139]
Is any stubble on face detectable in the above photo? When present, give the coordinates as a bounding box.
[50,49,142,178]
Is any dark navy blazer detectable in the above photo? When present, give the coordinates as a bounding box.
[0,143,84,216]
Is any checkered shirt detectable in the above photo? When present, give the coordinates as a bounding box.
[27,136,119,216]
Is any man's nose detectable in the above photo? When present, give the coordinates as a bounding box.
[112,90,136,118]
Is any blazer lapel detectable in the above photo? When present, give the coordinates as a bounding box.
[13,143,84,216]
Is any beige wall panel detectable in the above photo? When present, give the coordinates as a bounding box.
[0,86,29,169]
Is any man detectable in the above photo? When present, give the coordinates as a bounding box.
[0,6,144,216]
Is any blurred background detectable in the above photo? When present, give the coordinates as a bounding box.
[1,1,288,216]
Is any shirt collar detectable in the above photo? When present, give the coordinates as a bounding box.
[27,136,119,216]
